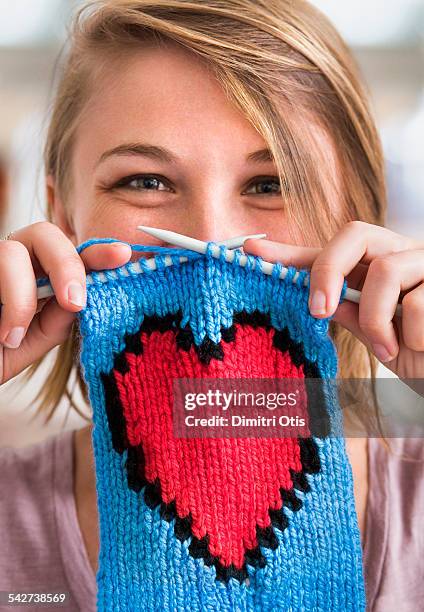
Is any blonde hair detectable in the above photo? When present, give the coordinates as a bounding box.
[26,0,386,436]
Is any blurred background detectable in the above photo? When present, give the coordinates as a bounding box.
[0,0,423,446]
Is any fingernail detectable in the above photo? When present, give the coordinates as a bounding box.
[68,282,85,307]
[309,290,327,315]
[371,343,393,363]
[4,326,25,349]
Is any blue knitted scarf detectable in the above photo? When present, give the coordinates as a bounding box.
[62,238,365,611]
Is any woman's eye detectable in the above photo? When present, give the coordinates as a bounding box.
[244,177,282,195]
[113,174,172,192]
[109,174,284,197]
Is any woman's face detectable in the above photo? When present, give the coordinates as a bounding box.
[51,43,334,251]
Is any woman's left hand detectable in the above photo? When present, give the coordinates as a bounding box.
[244,221,424,380]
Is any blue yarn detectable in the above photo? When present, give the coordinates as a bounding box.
[72,237,363,611]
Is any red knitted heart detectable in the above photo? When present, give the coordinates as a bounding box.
[100,312,324,582]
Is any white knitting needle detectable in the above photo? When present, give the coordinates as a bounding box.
[137,225,403,318]
[34,232,267,300]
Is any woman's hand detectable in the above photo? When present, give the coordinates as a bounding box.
[0,221,132,385]
[244,221,424,380]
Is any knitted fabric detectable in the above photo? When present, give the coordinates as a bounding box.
[71,239,366,612]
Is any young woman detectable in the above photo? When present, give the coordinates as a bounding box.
[0,1,422,610]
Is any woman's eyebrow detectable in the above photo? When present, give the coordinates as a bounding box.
[246,148,274,163]
[96,143,275,166]
[96,143,178,166]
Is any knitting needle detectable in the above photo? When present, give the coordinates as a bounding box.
[136,227,266,252]
[34,233,266,301]
[137,225,403,318]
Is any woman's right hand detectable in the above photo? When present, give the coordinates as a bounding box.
[0,221,132,385]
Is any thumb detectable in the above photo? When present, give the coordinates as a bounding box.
[1,297,76,384]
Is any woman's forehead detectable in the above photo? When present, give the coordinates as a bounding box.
[73,45,271,165]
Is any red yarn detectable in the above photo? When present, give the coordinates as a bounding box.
[112,323,311,570]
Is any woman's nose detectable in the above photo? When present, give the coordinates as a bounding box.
[181,195,243,244]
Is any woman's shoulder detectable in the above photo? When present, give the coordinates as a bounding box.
[365,435,424,611]
[0,429,74,498]
[367,434,424,531]
[369,435,424,486]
